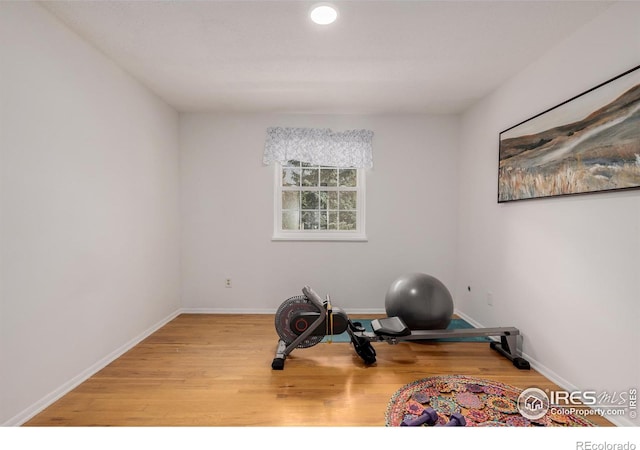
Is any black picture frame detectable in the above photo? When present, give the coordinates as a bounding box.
[498,64,640,203]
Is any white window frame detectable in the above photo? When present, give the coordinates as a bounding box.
[272,162,367,241]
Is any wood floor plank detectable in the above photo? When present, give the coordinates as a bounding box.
[24,314,613,427]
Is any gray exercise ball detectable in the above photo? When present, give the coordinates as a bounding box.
[385,273,453,330]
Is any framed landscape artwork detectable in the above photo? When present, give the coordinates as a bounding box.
[498,64,640,203]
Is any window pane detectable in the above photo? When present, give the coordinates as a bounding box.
[339,169,357,187]
[283,160,300,168]
[327,191,338,209]
[320,168,337,187]
[282,211,299,230]
[302,168,319,187]
[339,191,357,210]
[318,191,337,210]
[301,191,319,209]
[282,168,300,187]
[301,211,319,230]
[319,191,327,209]
[339,211,356,230]
[282,191,299,210]
[328,211,338,230]
[319,211,328,230]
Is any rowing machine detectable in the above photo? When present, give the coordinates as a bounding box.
[271,285,530,370]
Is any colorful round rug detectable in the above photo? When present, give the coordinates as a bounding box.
[385,375,596,427]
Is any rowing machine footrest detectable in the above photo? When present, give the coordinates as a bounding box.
[353,339,377,365]
[372,317,411,337]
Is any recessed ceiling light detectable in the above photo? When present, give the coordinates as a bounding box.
[310,3,338,25]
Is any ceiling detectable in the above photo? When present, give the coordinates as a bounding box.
[40,0,613,115]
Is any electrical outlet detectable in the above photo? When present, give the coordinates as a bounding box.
[487,292,493,306]
[225,278,232,288]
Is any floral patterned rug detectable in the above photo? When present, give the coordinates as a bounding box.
[385,375,596,427]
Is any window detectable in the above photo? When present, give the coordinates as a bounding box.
[263,126,373,241]
[273,160,366,241]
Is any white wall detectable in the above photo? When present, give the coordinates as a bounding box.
[2,0,636,430]
[0,3,180,425]
[455,2,639,426]
[180,113,459,313]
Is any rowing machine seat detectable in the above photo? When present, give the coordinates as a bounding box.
[372,317,411,337]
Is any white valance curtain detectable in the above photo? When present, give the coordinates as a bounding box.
[263,127,374,169]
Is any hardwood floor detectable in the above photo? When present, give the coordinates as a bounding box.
[25,314,612,427]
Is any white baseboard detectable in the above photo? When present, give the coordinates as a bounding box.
[454,309,632,427]
[180,307,386,315]
[3,309,181,427]
[343,308,386,315]
[181,308,275,314]
[452,309,485,328]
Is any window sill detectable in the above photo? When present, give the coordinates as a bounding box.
[272,232,368,242]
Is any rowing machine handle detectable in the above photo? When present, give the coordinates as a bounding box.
[302,286,326,311]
